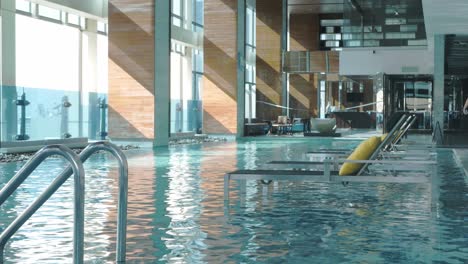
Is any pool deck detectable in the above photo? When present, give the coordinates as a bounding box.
[453,149,468,179]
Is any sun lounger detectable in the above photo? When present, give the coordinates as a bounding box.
[224,130,439,210]
[306,113,412,156]
[224,158,438,207]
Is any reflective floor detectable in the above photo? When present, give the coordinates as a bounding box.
[0,137,467,263]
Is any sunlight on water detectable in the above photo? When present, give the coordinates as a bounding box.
[0,138,467,263]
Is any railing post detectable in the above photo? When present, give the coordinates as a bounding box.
[98,98,108,140]
[15,91,30,141]
[61,96,72,139]
[324,157,331,182]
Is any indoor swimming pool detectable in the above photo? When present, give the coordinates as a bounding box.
[0,138,467,263]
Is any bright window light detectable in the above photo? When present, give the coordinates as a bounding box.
[38,5,61,21]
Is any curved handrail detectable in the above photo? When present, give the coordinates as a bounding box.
[0,145,85,264]
[75,141,128,263]
[47,141,128,262]
[433,121,443,144]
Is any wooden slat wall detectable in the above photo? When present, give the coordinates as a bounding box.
[328,51,340,73]
[289,13,319,51]
[289,14,320,118]
[108,0,155,139]
[309,51,327,73]
[203,0,238,134]
[256,0,283,121]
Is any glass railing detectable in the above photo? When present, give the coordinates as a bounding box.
[0,86,107,143]
[282,51,340,74]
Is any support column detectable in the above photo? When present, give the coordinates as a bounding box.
[236,0,246,137]
[154,0,171,146]
[280,0,289,116]
[0,0,16,143]
[83,20,99,139]
[433,35,445,145]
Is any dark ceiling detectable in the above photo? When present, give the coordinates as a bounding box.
[445,35,468,75]
[288,0,344,14]
[289,0,424,17]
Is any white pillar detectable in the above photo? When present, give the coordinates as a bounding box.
[0,0,16,142]
[82,19,99,139]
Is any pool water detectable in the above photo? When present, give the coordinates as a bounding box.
[0,138,467,263]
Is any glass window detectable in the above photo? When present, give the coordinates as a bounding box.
[385,18,407,25]
[325,27,335,33]
[245,0,256,119]
[320,19,344,27]
[363,40,380,46]
[97,21,107,33]
[38,5,61,21]
[16,0,31,13]
[344,40,361,47]
[400,25,417,32]
[192,49,203,73]
[193,0,203,26]
[172,0,181,16]
[16,14,80,139]
[363,26,382,33]
[320,81,326,118]
[80,17,87,29]
[408,39,427,46]
[363,33,383,40]
[172,0,182,26]
[67,13,80,25]
[320,34,341,41]
[325,41,340,47]
[385,32,415,39]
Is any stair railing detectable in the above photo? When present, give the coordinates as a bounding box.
[0,141,129,263]
[0,145,85,264]
[76,141,128,263]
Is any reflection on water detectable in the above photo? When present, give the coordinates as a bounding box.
[0,139,467,263]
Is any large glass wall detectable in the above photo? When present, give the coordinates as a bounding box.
[16,14,80,140]
[0,1,108,143]
[342,0,426,47]
[170,0,203,134]
[383,75,433,131]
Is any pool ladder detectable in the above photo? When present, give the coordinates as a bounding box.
[0,141,128,264]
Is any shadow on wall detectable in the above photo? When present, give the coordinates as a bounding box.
[289,74,317,118]
[203,110,232,134]
[256,56,282,121]
[203,38,237,101]
[108,2,154,94]
[108,2,155,139]
[218,0,236,11]
[256,0,282,35]
[108,106,147,139]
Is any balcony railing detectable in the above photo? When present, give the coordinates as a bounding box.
[282,50,340,74]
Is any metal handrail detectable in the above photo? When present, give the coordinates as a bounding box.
[0,145,85,264]
[432,121,443,144]
[389,114,418,150]
[75,141,128,263]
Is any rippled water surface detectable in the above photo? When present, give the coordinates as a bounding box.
[0,138,467,263]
